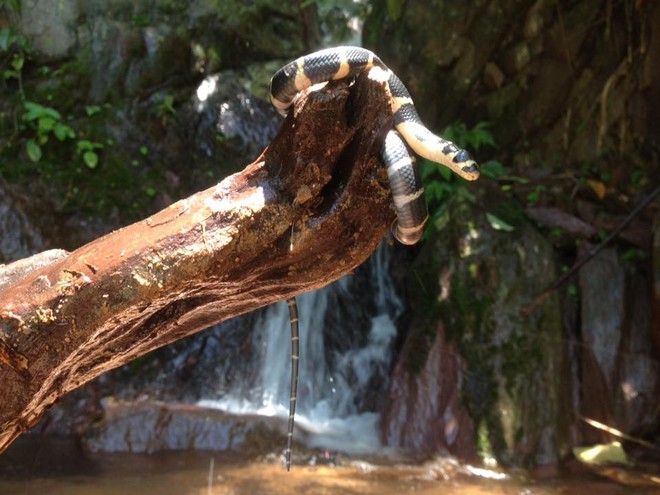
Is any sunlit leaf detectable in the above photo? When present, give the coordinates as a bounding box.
[85,105,102,116]
[387,0,404,20]
[573,442,630,466]
[486,212,515,232]
[11,53,24,71]
[83,151,98,169]
[77,140,93,151]
[53,122,75,141]
[38,116,56,133]
[587,179,607,199]
[23,101,61,122]
[26,139,42,162]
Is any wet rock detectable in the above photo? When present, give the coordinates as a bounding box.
[579,247,624,392]
[381,321,477,460]
[0,186,46,264]
[578,246,659,446]
[187,69,280,166]
[18,0,78,58]
[83,398,294,455]
[381,194,568,466]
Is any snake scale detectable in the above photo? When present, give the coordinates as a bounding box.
[270,46,479,470]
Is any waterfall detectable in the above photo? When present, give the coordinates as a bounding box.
[199,241,403,453]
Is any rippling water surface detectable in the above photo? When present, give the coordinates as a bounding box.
[0,437,653,495]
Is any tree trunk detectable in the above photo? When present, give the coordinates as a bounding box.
[0,72,395,454]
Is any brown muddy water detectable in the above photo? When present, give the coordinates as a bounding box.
[0,437,656,495]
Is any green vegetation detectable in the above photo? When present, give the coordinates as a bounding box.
[0,27,166,222]
[421,121,509,237]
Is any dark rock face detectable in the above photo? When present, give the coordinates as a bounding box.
[0,187,46,264]
[380,194,567,466]
[578,247,659,447]
[381,321,478,461]
[83,399,291,455]
[380,191,659,466]
[364,1,658,177]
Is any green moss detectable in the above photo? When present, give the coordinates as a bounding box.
[404,191,564,466]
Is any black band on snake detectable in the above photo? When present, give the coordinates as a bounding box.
[270,47,480,470]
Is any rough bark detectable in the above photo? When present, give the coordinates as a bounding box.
[0,73,395,454]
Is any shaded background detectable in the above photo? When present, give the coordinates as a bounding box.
[0,0,658,490]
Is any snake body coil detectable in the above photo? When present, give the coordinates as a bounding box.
[270,46,479,245]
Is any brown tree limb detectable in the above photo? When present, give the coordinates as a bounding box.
[0,73,395,454]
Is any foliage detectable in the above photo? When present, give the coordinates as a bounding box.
[0,27,163,220]
[22,101,76,162]
[0,0,20,14]
[0,28,29,95]
[421,121,502,237]
[386,0,404,20]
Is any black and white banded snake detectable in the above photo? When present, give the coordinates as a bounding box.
[270,46,480,470]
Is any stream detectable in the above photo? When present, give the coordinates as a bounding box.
[0,436,649,495]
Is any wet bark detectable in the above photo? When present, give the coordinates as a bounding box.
[0,73,395,454]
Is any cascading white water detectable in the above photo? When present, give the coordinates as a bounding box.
[199,241,403,453]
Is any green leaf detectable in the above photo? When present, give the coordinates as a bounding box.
[573,442,631,467]
[37,116,56,133]
[438,165,453,181]
[425,181,447,203]
[23,101,61,122]
[83,151,98,169]
[387,0,404,20]
[77,140,93,151]
[139,145,149,155]
[26,139,42,162]
[486,212,515,232]
[11,53,24,71]
[85,105,102,116]
[53,122,75,141]
[470,121,496,149]
[77,139,103,151]
[480,160,506,179]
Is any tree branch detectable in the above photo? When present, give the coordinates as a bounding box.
[0,73,395,454]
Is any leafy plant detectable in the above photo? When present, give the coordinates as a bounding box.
[77,140,104,169]
[0,0,21,13]
[156,93,177,125]
[443,121,496,151]
[419,121,531,237]
[22,101,76,162]
[421,121,497,218]
[1,28,30,96]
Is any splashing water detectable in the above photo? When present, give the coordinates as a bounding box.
[199,242,403,454]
